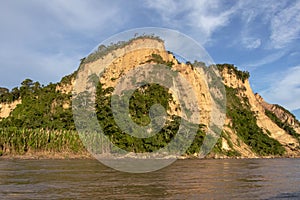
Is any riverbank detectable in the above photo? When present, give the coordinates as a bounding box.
[1,151,300,160]
[0,151,93,160]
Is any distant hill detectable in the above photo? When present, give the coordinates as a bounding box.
[1,36,300,158]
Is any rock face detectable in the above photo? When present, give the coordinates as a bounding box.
[220,66,300,157]
[0,100,21,119]
[56,79,74,94]
[74,37,213,127]
[1,37,300,157]
[255,93,300,133]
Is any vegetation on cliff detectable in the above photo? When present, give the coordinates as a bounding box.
[83,35,164,64]
[226,86,285,156]
[265,109,300,143]
[0,87,9,96]
[95,82,206,154]
[0,67,291,157]
[0,79,74,130]
[217,64,250,83]
[0,38,299,158]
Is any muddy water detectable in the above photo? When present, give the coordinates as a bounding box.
[0,158,300,199]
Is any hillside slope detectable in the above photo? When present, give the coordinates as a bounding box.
[1,36,300,158]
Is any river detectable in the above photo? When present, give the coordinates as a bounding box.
[0,158,300,199]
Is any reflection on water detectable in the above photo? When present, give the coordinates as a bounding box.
[0,159,300,199]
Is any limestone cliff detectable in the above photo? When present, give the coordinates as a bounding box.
[1,37,300,158]
[255,93,300,134]
[0,100,21,119]
[219,65,300,157]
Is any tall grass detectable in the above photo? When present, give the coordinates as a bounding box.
[0,128,87,156]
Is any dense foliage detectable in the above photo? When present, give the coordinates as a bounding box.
[0,79,75,130]
[226,86,285,156]
[0,86,20,103]
[0,87,9,95]
[95,82,206,154]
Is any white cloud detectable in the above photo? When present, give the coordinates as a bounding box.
[41,0,123,32]
[261,66,300,110]
[270,1,300,49]
[232,1,300,50]
[1,0,300,97]
[0,0,125,88]
[242,38,261,49]
[145,0,237,44]
[187,1,236,36]
[237,0,285,24]
[145,0,300,51]
[243,51,286,69]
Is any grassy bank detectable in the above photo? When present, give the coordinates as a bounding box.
[0,128,87,157]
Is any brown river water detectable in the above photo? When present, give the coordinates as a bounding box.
[0,158,300,199]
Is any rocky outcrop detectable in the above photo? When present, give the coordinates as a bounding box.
[0,100,21,119]
[2,37,300,158]
[76,37,213,127]
[255,93,300,134]
[56,79,74,94]
[220,66,300,156]
[222,119,258,158]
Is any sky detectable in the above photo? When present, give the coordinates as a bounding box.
[1,0,300,117]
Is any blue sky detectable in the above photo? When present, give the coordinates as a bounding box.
[1,0,300,117]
